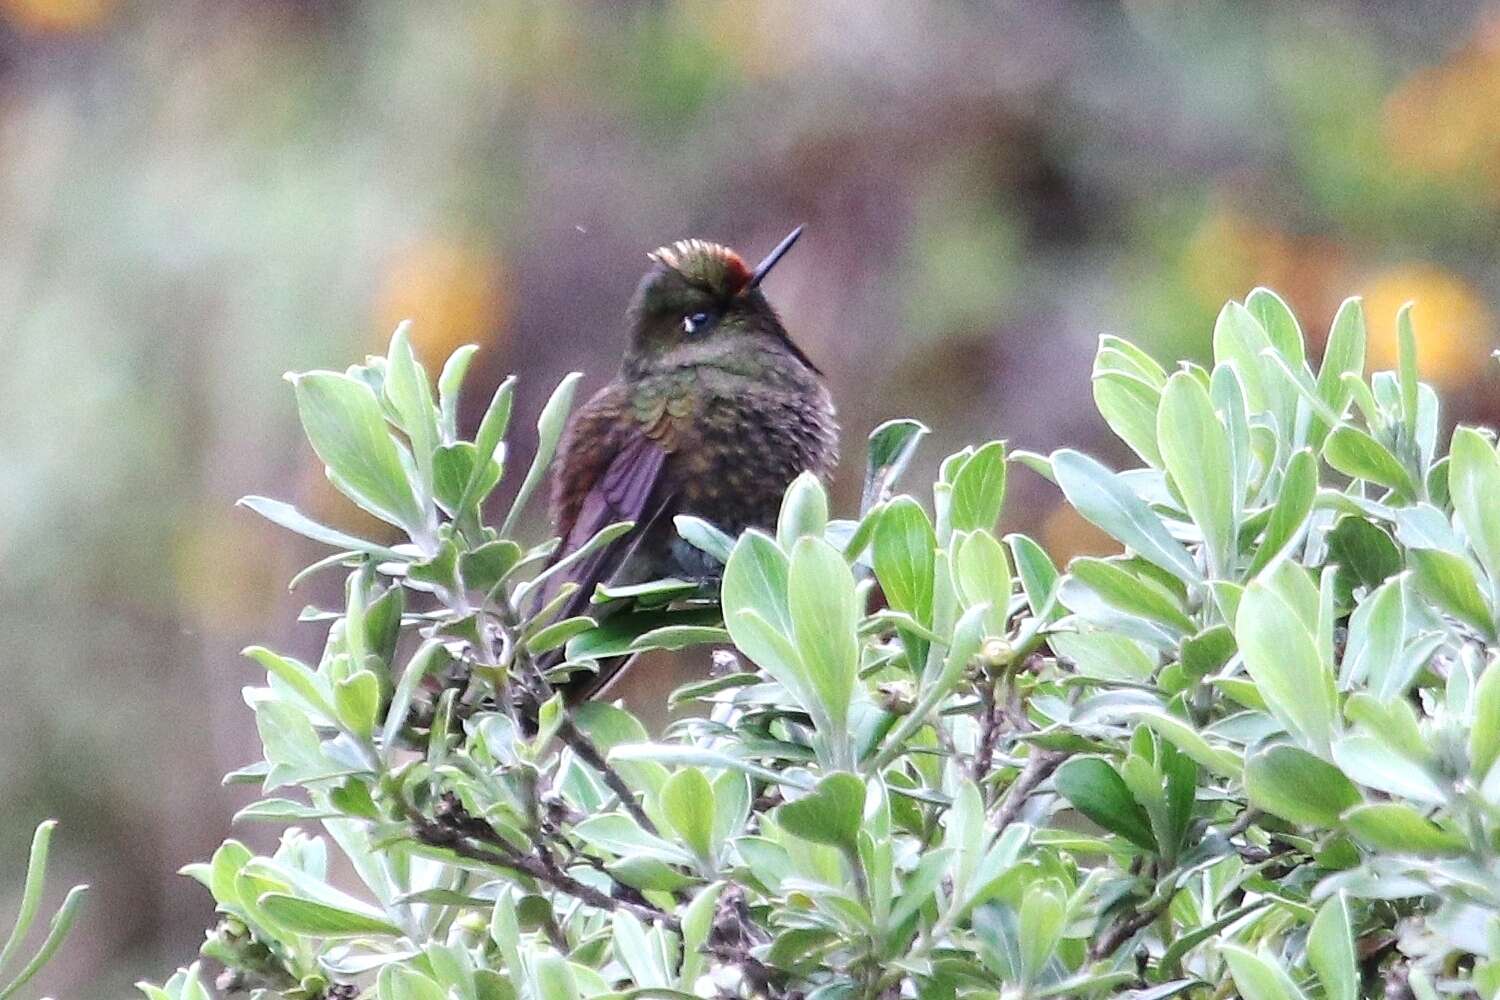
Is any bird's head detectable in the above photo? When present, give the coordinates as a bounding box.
[623,226,817,377]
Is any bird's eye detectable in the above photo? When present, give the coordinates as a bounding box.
[683,311,713,335]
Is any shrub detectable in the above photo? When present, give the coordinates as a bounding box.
[143,296,1500,999]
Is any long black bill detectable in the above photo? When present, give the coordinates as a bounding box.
[748,224,805,290]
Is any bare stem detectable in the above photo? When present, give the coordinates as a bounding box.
[485,587,662,836]
[990,746,1065,831]
[409,802,678,930]
[1090,896,1169,961]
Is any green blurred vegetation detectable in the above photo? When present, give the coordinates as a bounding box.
[4,0,1500,993]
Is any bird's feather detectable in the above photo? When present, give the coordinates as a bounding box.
[536,428,672,701]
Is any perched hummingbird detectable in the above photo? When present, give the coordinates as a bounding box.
[541,227,839,702]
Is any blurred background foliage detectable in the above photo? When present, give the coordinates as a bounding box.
[3,0,1500,993]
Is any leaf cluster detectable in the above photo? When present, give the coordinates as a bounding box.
[141,295,1500,999]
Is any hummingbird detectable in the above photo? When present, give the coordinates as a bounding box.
[540,226,839,703]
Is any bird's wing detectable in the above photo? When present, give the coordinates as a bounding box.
[551,430,671,612]
[534,418,674,687]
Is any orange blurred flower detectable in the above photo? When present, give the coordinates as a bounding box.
[1383,11,1500,190]
[0,0,114,33]
[375,236,508,363]
[1042,502,1119,567]
[1182,203,1348,329]
[1360,263,1494,386]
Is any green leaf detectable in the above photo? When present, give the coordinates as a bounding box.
[0,883,86,1000]
[1246,448,1316,576]
[1339,575,1405,693]
[861,419,929,513]
[288,370,426,535]
[1096,334,1168,389]
[1053,757,1156,852]
[501,371,581,536]
[532,953,580,1000]
[334,669,381,739]
[1472,662,1500,784]
[1308,893,1358,1000]
[606,857,697,894]
[1017,881,1065,988]
[461,540,523,595]
[1069,557,1194,634]
[458,374,515,518]
[723,530,792,634]
[383,322,440,512]
[868,602,988,771]
[778,471,830,549]
[1397,302,1420,435]
[612,912,668,989]
[628,625,730,653]
[661,767,716,861]
[1157,372,1235,576]
[1409,548,1494,638]
[380,965,447,1000]
[1323,425,1417,500]
[1450,427,1500,591]
[0,821,57,979]
[950,441,1007,532]
[777,772,865,849]
[256,893,401,938]
[1180,623,1235,679]
[1133,710,1242,779]
[1327,515,1402,591]
[1247,287,1306,368]
[872,497,936,625]
[205,840,252,910]
[1315,298,1366,433]
[436,343,479,442]
[1211,301,1282,423]
[525,615,597,654]
[1342,803,1466,856]
[1345,693,1429,765]
[1221,943,1311,1000]
[679,882,725,988]
[244,646,336,721]
[573,814,693,865]
[1006,532,1060,622]
[517,520,634,608]
[232,798,339,824]
[434,442,500,514]
[1331,733,1446,804]
[1048,630,1154,682]
[788,537,860,736]
[952,530,1012,633]
[890,847,954,930]
[567,607,722,660]
[1052,449,1199,583]
[1094,370,1164,468]
[675,515,735,564]
[237,496,404,560]
[1236,580,1336,756]
[381,640,446,763]
[1245,744,1361,828]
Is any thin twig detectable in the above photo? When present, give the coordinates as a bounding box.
[991,747,1065,831]
[556,714,660,834]
[970,679,1003,789]
[1226,807,1261,839]
[487,588,662,836]
[1090,896,1169,960]
[410,807,678,930]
